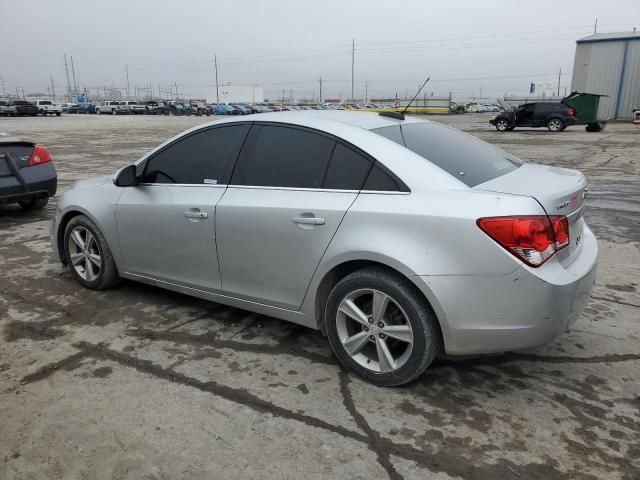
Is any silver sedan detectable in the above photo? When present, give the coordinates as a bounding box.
[50,111,597,386]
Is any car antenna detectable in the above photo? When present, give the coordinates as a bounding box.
[379,76,430,121]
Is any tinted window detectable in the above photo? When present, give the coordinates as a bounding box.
[143,125,248,184]
[231,125,334,188]
[323,144,371,190]
[363,163,402,191]
[372,123,520,187]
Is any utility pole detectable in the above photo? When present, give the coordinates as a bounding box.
[290,89,293,103]
[365,81,368,103]
[0,74,5,97]
[282,88,285,104]
[50,76,56,102]
[174,82,179,100]
[214,54,219,103]
[594,18,598,35]
[557,67,562,96]
[70,56,78,96]
[64,54,72,101]
[351,38,355,102]
[479,86,482,101]
[319,77,323,103]
[125,65,130,99]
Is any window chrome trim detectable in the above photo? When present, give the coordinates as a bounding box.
[136,183,228,188]
[226,184,410,195]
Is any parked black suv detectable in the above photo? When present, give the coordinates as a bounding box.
[11,100,39,117]
[490,102,576,132]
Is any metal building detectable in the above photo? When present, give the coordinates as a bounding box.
[571,31,640,119]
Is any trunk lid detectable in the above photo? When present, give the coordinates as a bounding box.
[475,163,588,265]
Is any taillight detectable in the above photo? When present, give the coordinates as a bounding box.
[566,107,575,117]
[477,215,569,267]
[27,145,51,166]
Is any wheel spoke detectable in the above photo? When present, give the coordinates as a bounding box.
[342,331,370,356]
[382,325,413,344]
[85,257,96,280]
[85,231,95,251]
[339,299,369,326]
[87,253,101,267]
[372,291,390,324]
[71,229,85,249]
[70,252,84,265]
[375,337,396,372]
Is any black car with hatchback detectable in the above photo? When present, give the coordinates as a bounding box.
[490,102,576,132]
[0,129,57,210]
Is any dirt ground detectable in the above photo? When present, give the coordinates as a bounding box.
[1,113,638,480]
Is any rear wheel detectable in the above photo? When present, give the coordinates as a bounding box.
[325,267,441,386]
[495,118,510,131]
[64,215,120,290]
[18,195,48,210]
[547,118,564,132]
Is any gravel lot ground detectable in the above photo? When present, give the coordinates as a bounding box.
[1,113,639,480]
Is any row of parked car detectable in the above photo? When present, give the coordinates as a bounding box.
[0,100,62,116]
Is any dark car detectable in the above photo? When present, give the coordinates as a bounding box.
[233,104,251,115]
[490,102,576,132]
[11,100,39,117]
[0,129,57,210]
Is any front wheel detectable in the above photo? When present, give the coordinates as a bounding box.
[547,118,564,132]
[56,112,61,117]
[64,215,120,290]
[495,118,510,131]
[325,267,441,386]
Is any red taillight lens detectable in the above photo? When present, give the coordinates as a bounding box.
[477,215,569,267]
[566,107,575,117]
[28,145,51,166]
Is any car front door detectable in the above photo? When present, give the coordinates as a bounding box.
[116,124,250,291]
[216,124,372,310]
[515,104,535,126]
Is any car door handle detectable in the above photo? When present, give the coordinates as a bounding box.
[184,210,208,219]
[292,216,325,225]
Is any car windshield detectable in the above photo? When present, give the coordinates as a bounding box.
[372,122,521,187]
[39,101,52,105]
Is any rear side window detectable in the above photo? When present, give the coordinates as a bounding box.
[372,122,520,187]
[143,125,249,184]
[323,144,372,190]
[363,163,403,191]
[231,125,334,188]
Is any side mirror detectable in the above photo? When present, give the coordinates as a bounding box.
[114,164,138,187]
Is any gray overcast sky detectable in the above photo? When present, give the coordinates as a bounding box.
[1,0,638,101]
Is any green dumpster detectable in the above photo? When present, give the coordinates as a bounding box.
[561,91,608,132]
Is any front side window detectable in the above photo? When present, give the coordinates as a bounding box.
[372,122,520,187]
[143,125,249,184]
[231,125,334,188]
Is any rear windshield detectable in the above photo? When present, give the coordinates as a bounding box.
[372,122,521,187]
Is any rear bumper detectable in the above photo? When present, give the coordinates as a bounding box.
[0,162,57,203]
[419,225,598,355]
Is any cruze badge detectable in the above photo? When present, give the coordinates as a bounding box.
[556,200,570,210]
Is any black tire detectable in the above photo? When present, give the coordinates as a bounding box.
[547,117,564,132]
[495,118,510,131]
[64,214,120,290]
[18,195,49,210]
[325,267,441,386]
[56,112,61,117]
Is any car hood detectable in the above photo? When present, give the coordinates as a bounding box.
[73,175,111,189]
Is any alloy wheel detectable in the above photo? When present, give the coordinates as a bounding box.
[548,119,562,132]
[68,226,102,282]
[336,289,414,373]
[496,119,509,131]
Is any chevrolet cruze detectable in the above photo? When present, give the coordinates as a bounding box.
[50,111,597,386]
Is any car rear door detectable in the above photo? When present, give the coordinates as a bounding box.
[215,124,372,310]
[116,124,250,291]
[515,104,535,126]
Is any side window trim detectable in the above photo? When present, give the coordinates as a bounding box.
[140,123,252,186]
